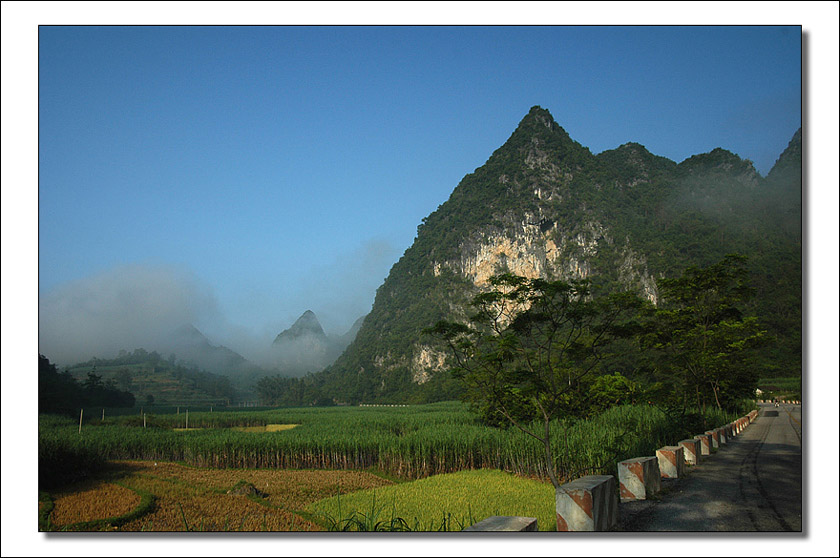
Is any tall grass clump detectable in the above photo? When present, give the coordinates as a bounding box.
[39,415,108,489]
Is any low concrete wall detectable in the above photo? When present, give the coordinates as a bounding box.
[694,433,712,455]
[656,446,685,478]
[678,438,701,465]
[618,456,661,501]
[463,516,538,531]
[555,475,618,531]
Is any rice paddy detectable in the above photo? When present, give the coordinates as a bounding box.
[308,469,557,531]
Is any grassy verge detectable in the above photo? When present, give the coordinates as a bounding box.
[38,492,55,531]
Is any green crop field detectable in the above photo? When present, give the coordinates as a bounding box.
[39,401,750,491]
[307,469,557,531]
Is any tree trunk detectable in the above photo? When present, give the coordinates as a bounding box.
[712,383,722,410]
[543,418,560,489]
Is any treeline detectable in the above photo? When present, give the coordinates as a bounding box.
[255,374,335,407]
[74,347,168,367]
[39,354,135,414]
[68,348,237,404]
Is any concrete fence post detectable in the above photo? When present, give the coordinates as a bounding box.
[555,475,619,531]
[717,427,727,445]
[656,446,685,479]
[463,516,538,531]
[617,457,661,501]
[694,433,712,456]
[678,438,702,465]
[705,429,719,449]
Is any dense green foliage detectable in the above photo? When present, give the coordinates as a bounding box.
[305,107,801,405]
[642,254,766,412]
[255,373,335,407]
[426,274,646,487]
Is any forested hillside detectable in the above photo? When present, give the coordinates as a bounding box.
[63,348,239,407]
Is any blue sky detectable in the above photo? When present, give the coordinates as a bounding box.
[35,24,805,362]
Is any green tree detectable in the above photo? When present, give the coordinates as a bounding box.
[83,371,103,390]
[114,369,133,392]
[426,273,645,488]
[644,254,766,413]
[587,372,641,415]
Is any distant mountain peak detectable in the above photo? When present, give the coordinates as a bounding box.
[273,310,326,344]
[164,323,249,375]
[173,323,211,346]
[766,127,802,182]
[516,105,565,136]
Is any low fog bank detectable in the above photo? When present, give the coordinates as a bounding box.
[38,264,223,366]
[38,263,373,374]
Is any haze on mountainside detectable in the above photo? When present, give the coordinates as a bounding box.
[37,262,369,374]
[39,107,800,404]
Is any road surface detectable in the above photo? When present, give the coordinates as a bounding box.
[617,402,802,532]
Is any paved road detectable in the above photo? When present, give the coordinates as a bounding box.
[617,403,802,532]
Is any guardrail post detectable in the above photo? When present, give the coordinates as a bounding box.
[618,457,661,501]
[555,475,618,531]
[656,446,685,478]
[705,429,720,449]
[463,516,538,531]
[694,433,712,456]
[678,439,702,465]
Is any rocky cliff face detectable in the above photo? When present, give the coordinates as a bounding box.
[316,107,801,403]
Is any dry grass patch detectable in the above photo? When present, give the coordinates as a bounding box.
[230,424,299,433]
[50,481,140,527]
[43,460,396,531]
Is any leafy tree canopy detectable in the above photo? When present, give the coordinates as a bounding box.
[426,273,646,487]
